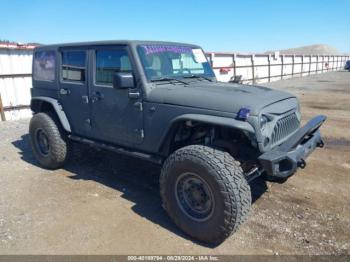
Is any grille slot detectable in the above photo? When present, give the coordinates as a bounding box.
[271,113,300,145]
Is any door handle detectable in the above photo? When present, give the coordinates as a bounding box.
[60,88,70,95]
[128,91,140,99]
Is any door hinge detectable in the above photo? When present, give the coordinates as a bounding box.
[82,95,89,104]
[85,118,91,127]
[134,128,144,139]
[134,101,143,111]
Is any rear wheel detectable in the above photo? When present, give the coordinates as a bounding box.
[29,112,70,169]
[160,145,251,244]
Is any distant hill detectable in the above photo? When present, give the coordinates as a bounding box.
[265,44,341,55]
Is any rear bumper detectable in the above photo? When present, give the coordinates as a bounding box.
[258,115,326,178]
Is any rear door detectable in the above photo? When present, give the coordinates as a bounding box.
[88,46,144,147]
[58,48,90,137]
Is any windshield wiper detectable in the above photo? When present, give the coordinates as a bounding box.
[150,77,189,85]
[183,75,213,82]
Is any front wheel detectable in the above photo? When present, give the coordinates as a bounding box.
[160,145,251,244]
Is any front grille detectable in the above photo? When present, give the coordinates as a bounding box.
[271,113,300,145]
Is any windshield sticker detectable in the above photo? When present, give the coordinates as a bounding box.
[192,49,207,63]
[142,45,192,55]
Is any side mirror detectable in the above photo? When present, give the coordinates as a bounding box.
[113,72,134,89]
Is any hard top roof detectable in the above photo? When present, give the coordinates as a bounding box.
[35,40,201,50]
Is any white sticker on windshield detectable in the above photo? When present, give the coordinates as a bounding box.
[192,49,207,63]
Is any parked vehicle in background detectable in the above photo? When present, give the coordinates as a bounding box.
[29,40,326,244]
[345,60,350,71]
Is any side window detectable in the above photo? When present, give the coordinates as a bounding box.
[61,51,86,82]
[33,50,56,81]
[95,49,132,85]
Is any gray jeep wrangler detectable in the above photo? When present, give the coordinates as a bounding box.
[29,41,326,244]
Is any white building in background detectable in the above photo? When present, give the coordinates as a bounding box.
[0,42,35,121]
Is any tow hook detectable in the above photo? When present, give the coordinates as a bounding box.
[298,159,306,169]
[245,167,262,182]
[317,140,324,148]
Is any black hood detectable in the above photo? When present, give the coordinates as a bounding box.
[146,81,295,115]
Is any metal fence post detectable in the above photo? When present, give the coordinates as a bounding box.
[336,56,338,69]
[308,55,312,75]
[327,56,330,71]
[209,53,214,67]
[251,54,255,83]
[268,54,271,82]
[301,56,304,76]
[281,55,284,80]
[233,54,236,78]
[0,93,6,121]
[331,56,333,71]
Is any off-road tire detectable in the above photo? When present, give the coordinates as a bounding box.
[29,112,70,169]
[160,145,251,244]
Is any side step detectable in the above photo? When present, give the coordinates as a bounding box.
[68,135,163,164]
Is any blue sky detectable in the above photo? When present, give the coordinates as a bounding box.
[1,0,349,53]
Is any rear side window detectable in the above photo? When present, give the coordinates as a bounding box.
[33,51,56,81]
[95,49,132,85]
[61,51,86,82]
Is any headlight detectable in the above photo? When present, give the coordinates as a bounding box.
[296,103,302,121]
[260,115,269,127]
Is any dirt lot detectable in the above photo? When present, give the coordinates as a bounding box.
[0,71,349,255]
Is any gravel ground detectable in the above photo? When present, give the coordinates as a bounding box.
[0,71,349,255]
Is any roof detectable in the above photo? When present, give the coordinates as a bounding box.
[35,40,201,50]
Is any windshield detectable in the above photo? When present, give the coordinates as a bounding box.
[137,44,215,81]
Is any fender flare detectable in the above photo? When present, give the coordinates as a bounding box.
[159,113,255,154]
[171,114,255,133]
[31,97,71,133]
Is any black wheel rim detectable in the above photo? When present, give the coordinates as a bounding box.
[175,172,215,222]
[36,129,50,156]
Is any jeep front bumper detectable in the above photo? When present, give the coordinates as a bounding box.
[258,115,326,178]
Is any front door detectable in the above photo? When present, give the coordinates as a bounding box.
[88,46,143,147]
[58,48,91,137]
